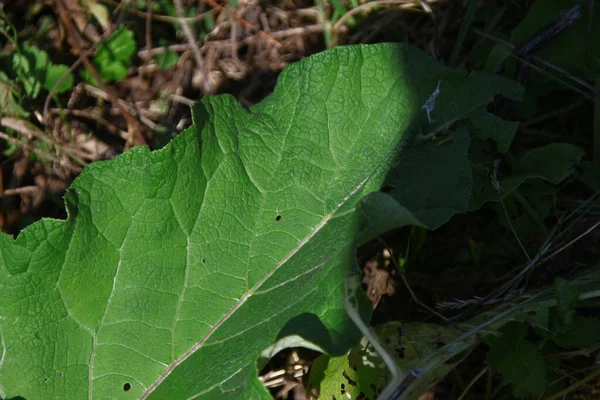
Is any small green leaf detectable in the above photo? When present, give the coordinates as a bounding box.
[0,46,72,98]
[44,64,74,94]
[485,322,547,399]
[96,26,136,63]
[84,26,136,83]
[468,106,519,153]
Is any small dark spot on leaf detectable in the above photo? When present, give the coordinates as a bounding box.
[44,378,49,382]
[202,258,206,264]
[435,341,446,348]
[275,215,281,221]
[397,346,405,359]
[123,383,131,392]
[349,362,357,371]
[527,310,537,316]
[370,383,377,392]
[357,393,366,400]
[341,383,345,391]
[58,372,63,377]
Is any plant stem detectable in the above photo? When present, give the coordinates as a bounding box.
[458,366,489,400]
[512,190,550,237]
[544,367,600,400]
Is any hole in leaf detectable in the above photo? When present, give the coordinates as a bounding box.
[58,372,63,377]
[44,378,49,383]
[202,258,206,264]
[275,215,281,221]
[397,346,405,359]
[123,383,131,392]
[342,370,357,386]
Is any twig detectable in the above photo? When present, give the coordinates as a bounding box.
[173,0,212,95]
[520,98,585,127]
[331,0,439,44]
[537,219,600,266]
[101,0,216,24]
[202,0,282,48]
[168,94,195,106]
[514,4,582,57]
[0,130,81,173]
[0,117,88,167]
[472,28,598,100]
[380,237,450,322]
[145,0,153,51]
[1,186,40,197]
[48,108,128,139]
[138,24,324,60]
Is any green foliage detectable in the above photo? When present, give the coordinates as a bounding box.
[360,129,473,241]
[0,43,521,400]
[0,45,73,99]
[310,321,474,400]
[480,276,600,399]
[82,26,136,84]
[360,70,523,242]
[485,322,547,398]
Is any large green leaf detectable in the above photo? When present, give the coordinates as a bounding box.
[0,43,518,400]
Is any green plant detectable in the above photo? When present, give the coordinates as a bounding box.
[0,42,528,399]
[81,25,137,84]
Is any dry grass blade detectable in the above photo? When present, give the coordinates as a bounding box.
[173,0,211,95]
[330,0,438,46]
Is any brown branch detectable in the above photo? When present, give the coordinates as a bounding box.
[101,0,216,24]
[138,24,324,59]
[202,0,283,48]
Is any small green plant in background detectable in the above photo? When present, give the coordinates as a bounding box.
[81,26,137,84]
[0,10,73,117]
